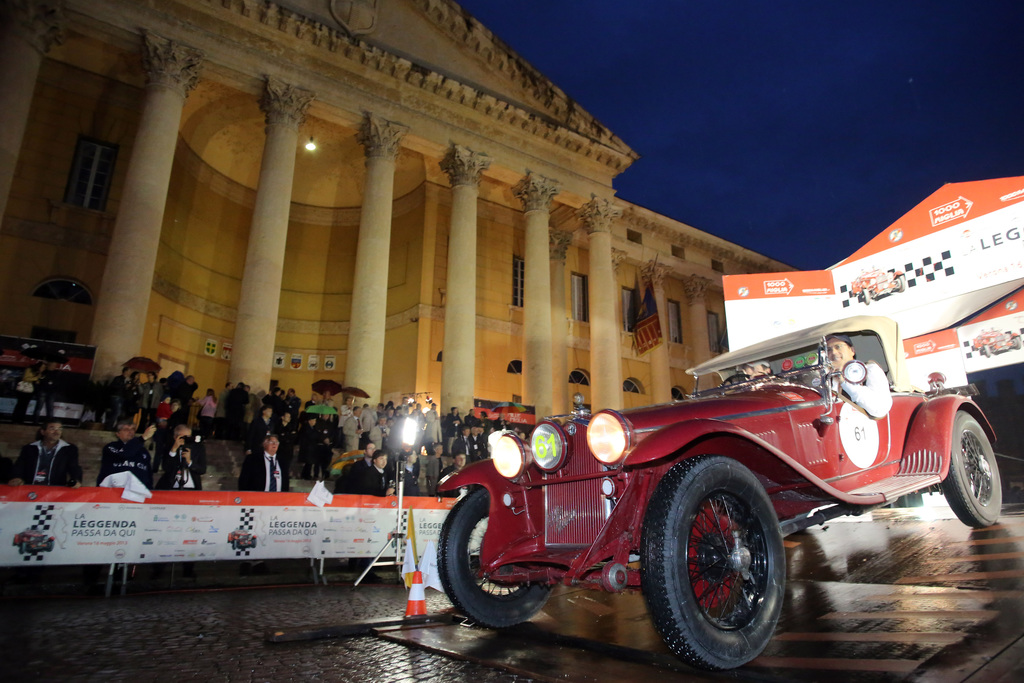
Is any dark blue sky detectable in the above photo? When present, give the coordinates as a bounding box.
[457,2,1024,271]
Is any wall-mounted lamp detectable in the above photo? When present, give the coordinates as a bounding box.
[305,137,317,151]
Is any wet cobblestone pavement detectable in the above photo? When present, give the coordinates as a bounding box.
[0,581,532,682]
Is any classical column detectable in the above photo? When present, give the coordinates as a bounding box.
[549,230,572,415]
[683,275,713,365]
[229,78,313,393]
[513,173,558,419]
[577,197,622,412]
[0,0,65,225]
[439,143,489,414]
[91,33,203,378]
[344,113,407,404]
[641,260,672,403]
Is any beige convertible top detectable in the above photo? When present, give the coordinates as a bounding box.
[688,316,911,393]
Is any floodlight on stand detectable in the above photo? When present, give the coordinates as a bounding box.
[401,417,418,446]
[305,137,316,151]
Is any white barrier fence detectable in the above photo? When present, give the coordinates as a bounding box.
[0,486,457,567]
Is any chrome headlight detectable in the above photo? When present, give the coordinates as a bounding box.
[587,411,630,466]
[492,433,530,479]
[531,421,568,471]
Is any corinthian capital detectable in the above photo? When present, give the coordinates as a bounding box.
[512,172,559,213]
[682,275,712,303]
[640,260,671,289]
[357,112,407,160]
[576,195,621,234]
[142,32,204,98]
[549,230,572,262]
[440,144,490,188]
[611,248,628,273]
[1,0,65,54]
[260,77,314,129]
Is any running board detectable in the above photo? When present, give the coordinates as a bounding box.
[846,474,942,502]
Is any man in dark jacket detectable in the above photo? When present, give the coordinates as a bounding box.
[9,421,82,487]
[339,443,394,496]
[225,382,249,441]
[238,435,288,492]
[155,424,207,490]
[97,420,158,488]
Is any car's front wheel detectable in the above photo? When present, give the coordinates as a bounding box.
[642,455,785,671]
[438,488,551,627]
[942,412,1001,528]
[894,274,907,293]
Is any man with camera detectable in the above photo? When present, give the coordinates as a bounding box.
[156,424,207,490]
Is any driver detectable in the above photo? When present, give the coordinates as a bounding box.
[825,334,892,419]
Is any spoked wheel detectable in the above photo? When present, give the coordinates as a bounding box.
[942,412,1001,528]
[642,455,785,671]
[438,488,551,627]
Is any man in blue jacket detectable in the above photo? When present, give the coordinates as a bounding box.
[9,421,82,487]
[97,419,158,488]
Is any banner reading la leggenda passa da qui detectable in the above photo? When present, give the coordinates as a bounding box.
[0,486,456,567]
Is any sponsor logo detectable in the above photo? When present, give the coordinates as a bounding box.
[1000,187,1024,202]
[889,228,903,242]
[1008,301,1018,311]
[914,340,937,354]
[737,286,749,297]
[763,278,794,296]
[930,196,973,227]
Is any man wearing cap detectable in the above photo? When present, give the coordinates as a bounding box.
[825,334,892,418]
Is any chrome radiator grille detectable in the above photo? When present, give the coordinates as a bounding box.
[543,426,607,546]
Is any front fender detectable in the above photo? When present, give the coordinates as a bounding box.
[903,395,995,480]
[624,418,889,507]
[437,459,509,495]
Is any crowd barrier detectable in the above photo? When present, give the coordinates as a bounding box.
[0,485,457,567]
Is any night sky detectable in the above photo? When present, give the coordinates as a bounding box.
[456,2,1024,271]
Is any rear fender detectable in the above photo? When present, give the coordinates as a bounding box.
[903,396,995,480]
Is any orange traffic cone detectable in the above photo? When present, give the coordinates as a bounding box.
[405,570,427,617]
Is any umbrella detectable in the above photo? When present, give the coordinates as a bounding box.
[20,344,67,364]
[493,402,528,414]
[341,385,370,399]
[122,356,162,373]
[305,403,338,416]
[311,379,343,396]
[330,450,364,476]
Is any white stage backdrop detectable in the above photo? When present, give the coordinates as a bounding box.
[0,486,456,566]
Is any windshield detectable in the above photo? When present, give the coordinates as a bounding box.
[693,341,825,395]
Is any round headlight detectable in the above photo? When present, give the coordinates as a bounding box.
[492,434,529,479]
[588,411,629,466]
[842,360,867,385]
[531,421,568,471]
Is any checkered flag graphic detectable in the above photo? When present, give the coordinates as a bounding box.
[20,504,56,562]
[232,508,256,557]
[840,251,956,308]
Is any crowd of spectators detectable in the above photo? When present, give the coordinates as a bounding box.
[3,365,531,501]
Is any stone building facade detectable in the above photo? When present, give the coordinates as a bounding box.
[0,0,790,414]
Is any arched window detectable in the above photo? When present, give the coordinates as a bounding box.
[507,359,523,374]
[623,378,644,394]
[33,279,92,305]
[568,369,590,386]
[436,351,443,362]
[671,386,686,401]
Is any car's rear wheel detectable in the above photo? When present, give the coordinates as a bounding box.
[438,488,551,627]
[942,412,1001,528]
[641,455,785,671]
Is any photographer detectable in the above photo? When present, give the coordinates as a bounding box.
[156,424,207,490]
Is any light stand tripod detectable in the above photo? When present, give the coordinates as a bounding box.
[354,418,417,586]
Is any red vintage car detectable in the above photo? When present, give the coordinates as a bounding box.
[437,315,1001,671]
[850,267,906,305]
[971,328,1022,357]
[12,529,55,555]
[227,529,257,551]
